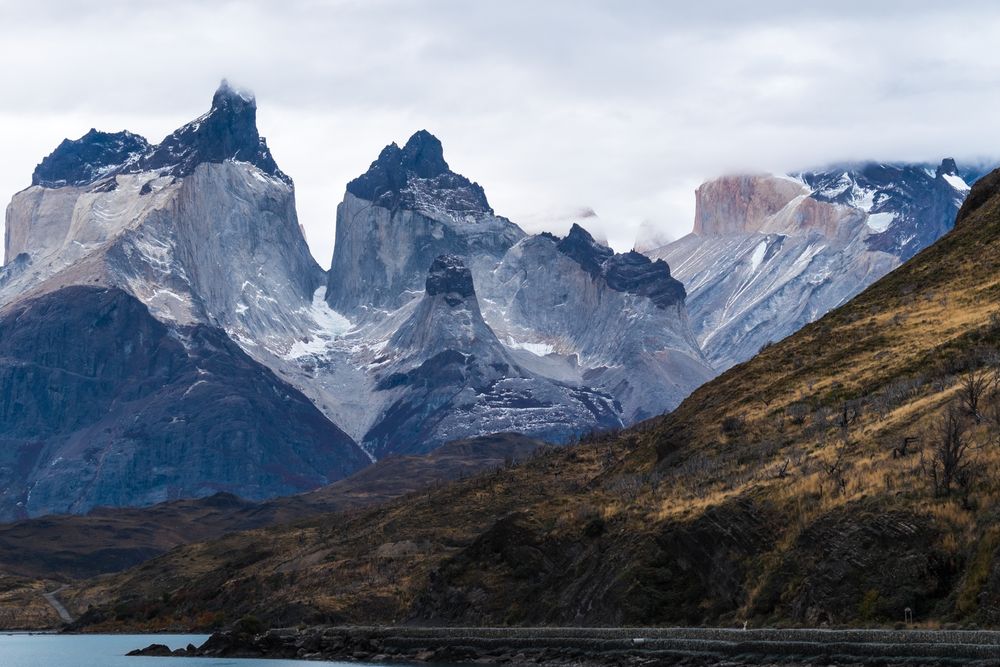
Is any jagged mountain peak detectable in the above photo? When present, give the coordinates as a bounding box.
[327,130,523,314]
[31,129,151,187]
[400,129,450,178]
[554,223,685,309]
[211,78,256,110]
[369,248,624,458]
[346,130,491,215]
[135,80,289,184]
[384,252,501,369]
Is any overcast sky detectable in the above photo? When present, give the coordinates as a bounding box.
[2,1,1000,260]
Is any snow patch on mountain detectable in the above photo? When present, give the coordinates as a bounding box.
[284,287,353,359]
[943,172,971,192]
[748,240,767,273]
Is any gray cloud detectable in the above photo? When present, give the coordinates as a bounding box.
[1,0,998,260]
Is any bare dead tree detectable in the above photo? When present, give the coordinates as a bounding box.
[837,400,863,430]
[822,444,849,496]
[960,367,989,423]
[925,408,975,497]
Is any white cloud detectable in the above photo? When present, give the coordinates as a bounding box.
[1,0,999,260]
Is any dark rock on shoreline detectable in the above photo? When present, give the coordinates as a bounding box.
[127,626,1000,665]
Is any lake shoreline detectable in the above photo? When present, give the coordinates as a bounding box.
[129,625,1000,665]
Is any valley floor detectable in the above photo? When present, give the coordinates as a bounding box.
[131,625,1000,665]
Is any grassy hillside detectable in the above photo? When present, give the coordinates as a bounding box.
[0,434,545,628]
[66,170,1000,631]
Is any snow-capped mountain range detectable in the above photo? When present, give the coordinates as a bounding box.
[0,81,983,518]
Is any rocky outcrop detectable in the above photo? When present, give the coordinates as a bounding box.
[0,286,367,520]
[31,130,150,188]
[650,160,985,370]
[693,174,864,240]
[345,129,490,214]
[557,224,685,309]
[800,160,981,260]
[26,80,287,192]
[325,130,523,314]
[133,79,290,184]
[481,229,711,423]
[693,174,809,236]
[363,255,622,457]
[3,82,322,346]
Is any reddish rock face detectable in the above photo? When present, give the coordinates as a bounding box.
[693,174,860,239]
[694,175,804,236]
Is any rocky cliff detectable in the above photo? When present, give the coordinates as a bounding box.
[364,255,622,457]
[650,161,983,369]
[0,82,367,519]
[4,81,324,345]
[480,226,711,422]
[294,132,712,452]
[325,130,523,315]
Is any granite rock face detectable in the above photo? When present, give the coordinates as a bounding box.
[4,86,325,346]
[0,82,364,519]
[480,228,710,423]
[558,223,686,309]
[310,132,712,451]
[363,256,622,457]
[649,160,985,370]
[326,131,523,315]
[0,286,366,520]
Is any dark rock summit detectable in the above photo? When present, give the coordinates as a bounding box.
[557,223,614,276]
[936,157,959,177]
[134,79,289,184]
[425,254,476,304]
[31,129,150,187]
[31,80,290,190]
[604,250,687,309]
[557,223,685,309]
[346,129,491,213]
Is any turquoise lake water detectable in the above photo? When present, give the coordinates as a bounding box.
[0,633,385,666]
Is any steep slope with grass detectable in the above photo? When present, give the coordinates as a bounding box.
[65,170,1000,630]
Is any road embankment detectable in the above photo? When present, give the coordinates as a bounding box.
[129,625,1000,665]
